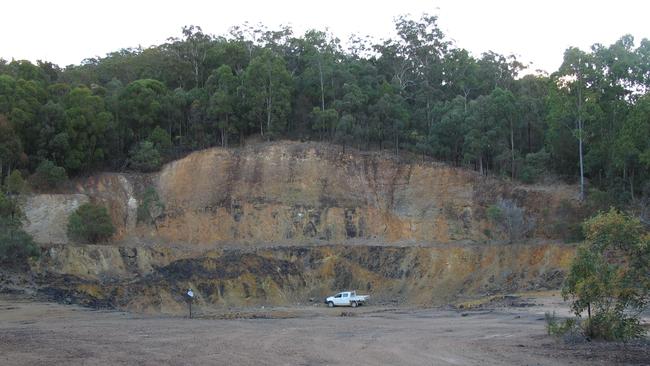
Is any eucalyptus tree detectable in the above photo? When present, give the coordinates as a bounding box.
[488,87,519,178]
[206,65,239,147]
[61,86,113,173]
[167,25,213,88]
[243,49,292,139]
[550,47,601,200]
[442,48,479,112]
[118,79,169,144]
[0,115,22,180]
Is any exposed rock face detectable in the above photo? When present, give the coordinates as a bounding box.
[22,194,89,244]
[153,142,576,245]
[34,243,574,313]
[17,142,580,311]
[22,142,578,247]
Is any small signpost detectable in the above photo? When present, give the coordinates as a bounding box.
[186,288,194,319]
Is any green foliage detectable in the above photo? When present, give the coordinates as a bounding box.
[129,141,162,172]
[137,187,164,228]
[0,190,23,223]
[206,65,239,147]
[586,188,623,213]
[243,49,292,139]
[0,219,39,264]
[0,18,649,204]
[562,209,649,340]
[0,115,23,176]
[118,79,168,141]
[5,170,25,194]
[585,311,645,341]
[551,199,585,243]
[149,126,172,157]
[32,160,67,190]
[486,205,503,222]
[520,149,549,184]
[67,203,115,243]
[0,192,38,264]
[545,311,578,337]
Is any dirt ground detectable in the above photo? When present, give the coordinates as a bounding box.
[0,293,648,366]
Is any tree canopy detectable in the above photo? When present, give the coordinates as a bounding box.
[0,15,649,210]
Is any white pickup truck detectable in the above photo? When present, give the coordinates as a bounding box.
[324,291,369,308]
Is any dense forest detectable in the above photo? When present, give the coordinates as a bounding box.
[1,15,650,209]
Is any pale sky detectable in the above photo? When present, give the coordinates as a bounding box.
[1,0,649,74]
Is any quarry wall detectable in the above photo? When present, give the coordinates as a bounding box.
[18,142,580,310]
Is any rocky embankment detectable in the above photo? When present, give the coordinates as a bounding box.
[14,141,580,312]
[31,243,572,314]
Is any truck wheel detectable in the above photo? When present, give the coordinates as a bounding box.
[328,301,334,308]
[351,301,357,308]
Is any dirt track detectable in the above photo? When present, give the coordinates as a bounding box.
[1,294,648,366]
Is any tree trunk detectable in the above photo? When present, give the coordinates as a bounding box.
[319,58,325,112]
[630,168,635,202]
[267,96,272,140]
[266,66,272,140]
[527,120,532,153]
[395,129,399,156]
[577,62,585,201]
[463,89,470,113]
[225,114,229,148]
[587,302,592,337]
[510,120,515,180]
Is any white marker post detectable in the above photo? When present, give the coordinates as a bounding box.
[186,288,194,318]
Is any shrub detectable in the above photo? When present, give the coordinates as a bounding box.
[67,203,115,243]
[486,205,503,222]
[0,192,38,265]
[561,209,649,340]
[0,219,39,263]
[129,140,162,172]
[149,126,172,157]
[545,311,578,337]
[586,311,645,341]
[520,149,549,184]
[32,160,67,189]
[5,170,26,194]
[551,199,585,243]
[137,187,164,229]
[0,190,22,222]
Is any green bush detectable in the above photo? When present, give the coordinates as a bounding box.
[32,160,67,189]
[129,140,162,172]
[545,311,578,337]
[137,187,164,229]
[486,205,503,222]
[67,203,115,243]
[0,190,22,221]
[561,209,649,341]
[520,149,549,184]
[0,219,39,263]
[0,192,39,265]
[586,311,645,341]
[5,170,26,194]
[149,126,172,157]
